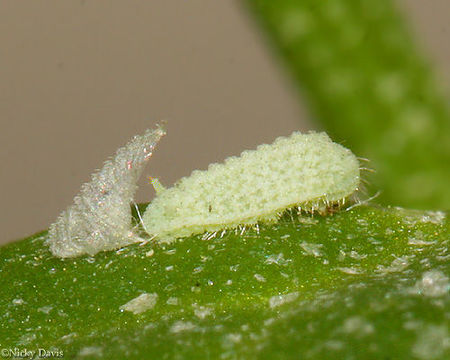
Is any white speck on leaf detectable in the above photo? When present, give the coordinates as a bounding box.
[170,321,196,333]
[120,293,158,315]
[254,274,266,282]
[411,270,449,297]
[269,292,299,308]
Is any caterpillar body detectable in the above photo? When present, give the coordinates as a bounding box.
[47,128,360,258]
[143,132,360,242]
[47,125,165,258]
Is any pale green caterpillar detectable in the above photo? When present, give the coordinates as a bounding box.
[47,127,360,258]
[143,131,360,242]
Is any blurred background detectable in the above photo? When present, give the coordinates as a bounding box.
[1,0,449,243]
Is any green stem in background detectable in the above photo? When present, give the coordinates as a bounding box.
[1,206,448,358]
[244,0,450,210]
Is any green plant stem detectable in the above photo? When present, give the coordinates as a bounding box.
[244,0,450,209]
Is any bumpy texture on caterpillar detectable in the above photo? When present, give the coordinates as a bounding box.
[143,132,360,242]
[47,125,165,258]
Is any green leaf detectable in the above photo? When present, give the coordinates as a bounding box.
[1,206,449,359]
[243,0,450,209]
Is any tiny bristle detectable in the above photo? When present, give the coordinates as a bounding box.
[346,191,381,211]
[359,167,376,173]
